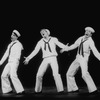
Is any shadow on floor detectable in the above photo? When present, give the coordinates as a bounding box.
[0,86,100,100]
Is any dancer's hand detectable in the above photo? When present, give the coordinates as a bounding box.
[0,61,2,66]
[60,43,69,53]
[23,57,30,65]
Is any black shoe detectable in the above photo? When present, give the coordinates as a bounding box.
[89,90,99,95]
[79,90,99,96]
[3,91,14,96]
[58,91,64,94]
[16,91,26,95]
[73,90,79,93]
[34,91,42,94]
[68,90,79,93]
[5,91,13,94]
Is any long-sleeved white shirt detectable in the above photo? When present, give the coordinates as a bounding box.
[69,36,100,61]
[27,37,66,59]
[0,40,23,64]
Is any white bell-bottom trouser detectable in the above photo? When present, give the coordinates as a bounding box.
[1,60,24,93]
[66,54,97,93]
[35,56,64,92]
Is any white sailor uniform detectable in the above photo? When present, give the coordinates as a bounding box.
[27,36,66,92]
[66,36,100,93]
[1,40,24,93]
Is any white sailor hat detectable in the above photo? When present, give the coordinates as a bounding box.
[45,29,50,35]
[85,27,95,33]
[40,29,50,35]
[13,30,21,37]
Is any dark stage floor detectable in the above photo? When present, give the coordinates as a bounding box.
[0,86,100,100]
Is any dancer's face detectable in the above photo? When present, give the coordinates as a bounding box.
[11,32,18,41]
[85,30,92,39]
[41,30,49,39]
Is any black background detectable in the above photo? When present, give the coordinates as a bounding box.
[0,1,100,89]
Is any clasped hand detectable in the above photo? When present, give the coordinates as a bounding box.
[60,43,69,53]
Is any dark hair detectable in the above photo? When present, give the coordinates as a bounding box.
[13,32,18,37]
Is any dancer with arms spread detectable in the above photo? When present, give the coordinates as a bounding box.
[0,30,25,95]
[61,27,100,95]
[24,29,67,93]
